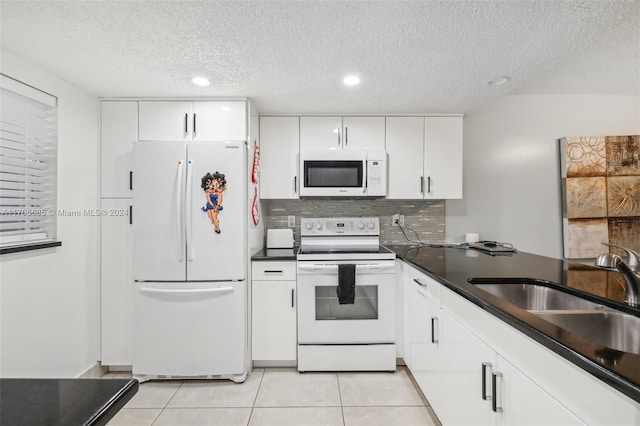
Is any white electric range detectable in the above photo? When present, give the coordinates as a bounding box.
[296,217,396,372]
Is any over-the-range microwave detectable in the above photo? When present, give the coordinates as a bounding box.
[299,149,387,197]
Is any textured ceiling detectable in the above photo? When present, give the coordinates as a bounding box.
[1,1,638,114]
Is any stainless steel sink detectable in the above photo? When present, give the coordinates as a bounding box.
[535,311,640,355]
[473,283,607,311]
[469,279,640,355]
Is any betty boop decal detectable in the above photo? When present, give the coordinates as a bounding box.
[201,171,227,234]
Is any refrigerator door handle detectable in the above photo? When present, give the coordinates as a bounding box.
[186,160,194,261]
[176,160,185,262]
[139,286,234,296]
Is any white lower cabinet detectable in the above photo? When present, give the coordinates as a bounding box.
[407,279,494,425]
[403,264,587,425]
[490,355,584,425]
[100,198,133,365]
[251,261,297,364]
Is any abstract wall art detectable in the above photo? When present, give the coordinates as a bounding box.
[561,135,640,259]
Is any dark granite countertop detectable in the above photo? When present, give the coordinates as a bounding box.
[387,244,640,404]
[251,247,298,261]
[0,378,138,426]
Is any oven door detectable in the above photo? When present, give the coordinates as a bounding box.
[297,261,395,344]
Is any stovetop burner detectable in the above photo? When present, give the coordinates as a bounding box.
[297,246,394,255]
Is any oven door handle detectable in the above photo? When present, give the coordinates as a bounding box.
[297,263,395,273]
[297,264,339,273]
[356,263,395,273]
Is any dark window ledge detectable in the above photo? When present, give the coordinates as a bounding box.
[0,241,62,255]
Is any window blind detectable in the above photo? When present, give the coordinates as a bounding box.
[0,80,58,249]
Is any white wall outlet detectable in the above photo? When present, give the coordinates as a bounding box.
[287,215,296,227]
[392,214,400,226]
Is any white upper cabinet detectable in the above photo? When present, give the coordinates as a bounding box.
[386,117,424,199]
[342,117,385,150]
[386,116,463,200]
[424,116,463,199]
[101,101,137,198]
[259,116,300,199]
[138,100,246,141]
[138,101,191,141]
[299,116,342,150]
[192,101,247,141]
[299,116,385,151]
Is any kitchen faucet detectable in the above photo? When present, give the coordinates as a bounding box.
[594,243,640,308]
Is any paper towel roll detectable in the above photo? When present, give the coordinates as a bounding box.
[465,233,480,243]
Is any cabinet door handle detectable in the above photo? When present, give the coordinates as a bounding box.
[184,113,189,135]
[129,171,133,190]
[492,372,503,413]
[430,317,439,343]
[427,176,432,193]
[294,176,297,194]
[482,362,492,401]
[345,126,348,145]
[291,289,295,308]
[337,127,341,146]
[420,176,424,194]
[193,113,197,135]
[264,270,284,273]
[129,205,133,225]
[413,278,427,287]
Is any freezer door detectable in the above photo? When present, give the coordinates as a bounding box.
[187,141,247,281]
[133,141,187,281]
[132,282,246,377]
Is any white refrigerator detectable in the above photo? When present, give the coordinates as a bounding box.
[132,140,248,383]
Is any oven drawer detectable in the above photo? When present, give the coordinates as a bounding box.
[252,261,296,281]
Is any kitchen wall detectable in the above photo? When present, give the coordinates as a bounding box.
[447,94,640,259]
[263,199,445,246]
[0,50,100,377]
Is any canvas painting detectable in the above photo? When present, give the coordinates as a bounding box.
[561,135,640,259]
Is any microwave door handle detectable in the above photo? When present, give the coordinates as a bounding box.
[363,160,367,194]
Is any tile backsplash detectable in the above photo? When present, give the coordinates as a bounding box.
[262,199,445,246]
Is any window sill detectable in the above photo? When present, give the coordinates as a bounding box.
[0,241,62,255]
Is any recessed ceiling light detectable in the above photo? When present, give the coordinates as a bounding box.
[192,76,210,87]
[343,75,360,86]
[488,76,510,86]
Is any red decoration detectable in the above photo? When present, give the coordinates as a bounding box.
[251,186,260,226]
[251,140,260,184]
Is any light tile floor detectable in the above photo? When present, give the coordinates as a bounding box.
[106,367,441,426]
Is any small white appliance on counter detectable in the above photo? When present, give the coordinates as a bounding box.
[296,217,396,371]
[299,149,387,197]
[131,140,248,383]
[266,228,294,248]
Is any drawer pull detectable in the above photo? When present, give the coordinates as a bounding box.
[413,278,427,287]
[264,270,284,273]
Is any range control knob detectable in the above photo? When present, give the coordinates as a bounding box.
[357,221,365,230]
[367,220,375,229]
[304,221,313,230]
[316,221,323,230]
